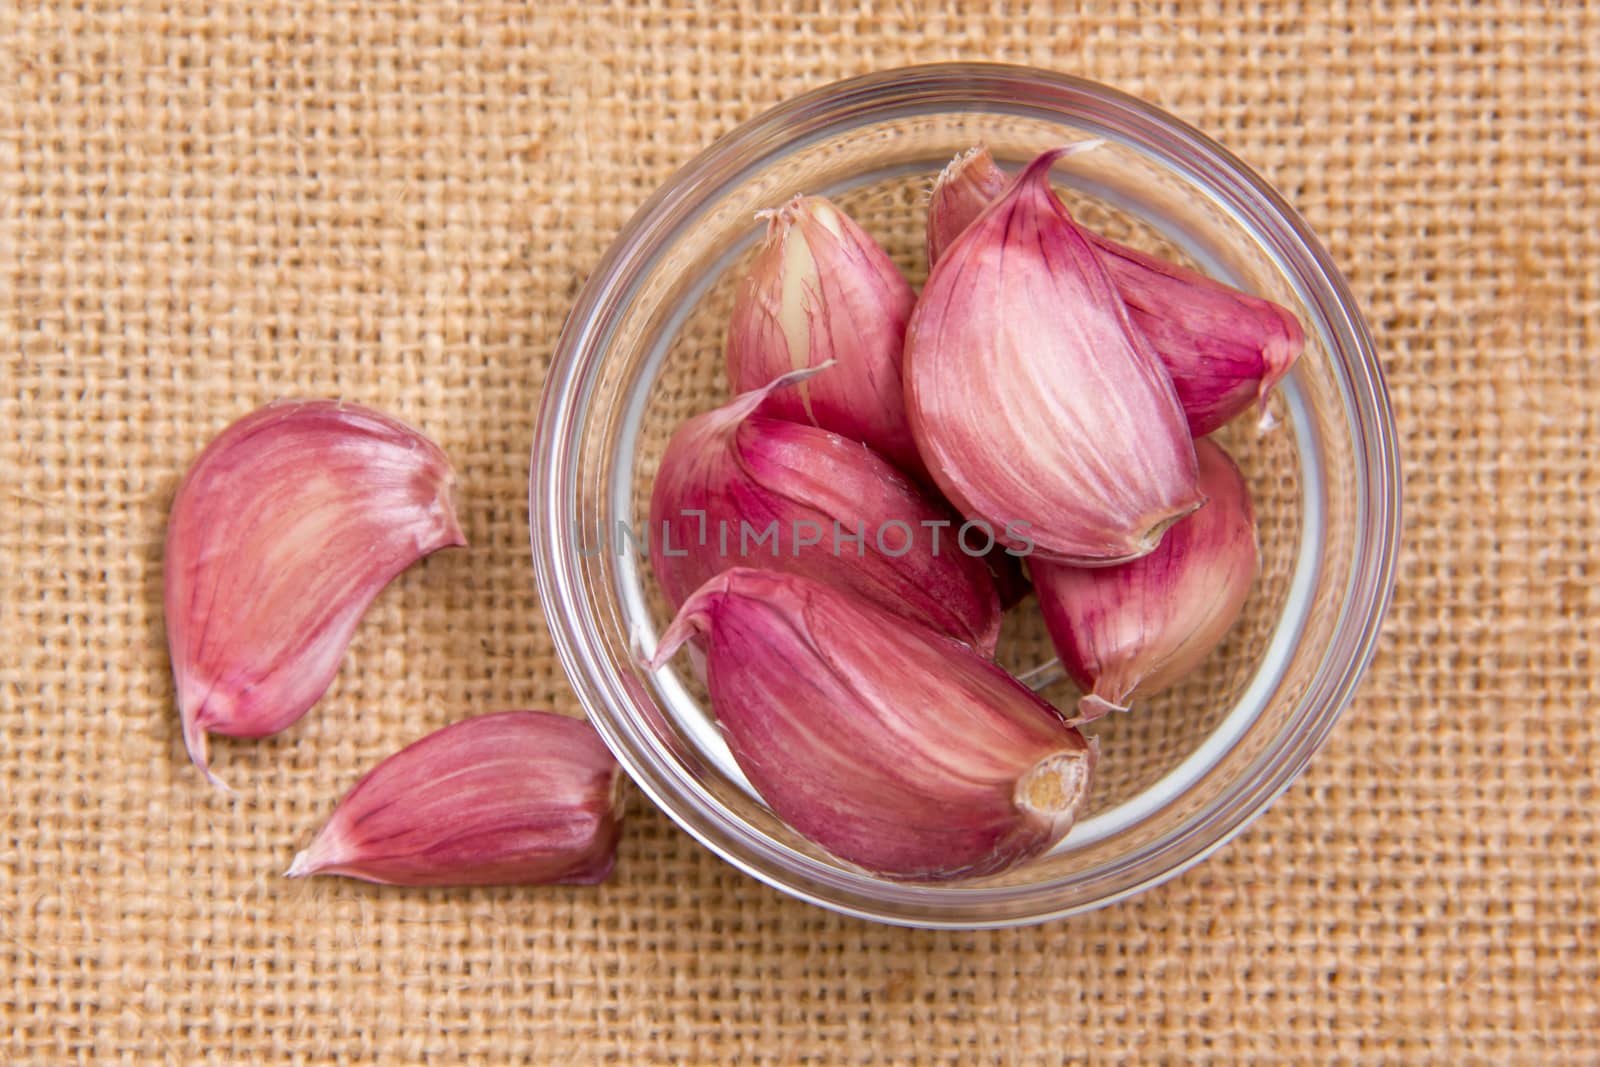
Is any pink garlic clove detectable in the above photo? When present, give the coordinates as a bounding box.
[1033,438,1260,720]
[925,144,1011,267]
[649,569,1095,882]
[163,399,465,788]
[648,372,1001,654]
[288,711,624,887]
[1087,238,1304,437]
[927,144,1305,437]
[906,147,1203,566]
[726,195,925,480]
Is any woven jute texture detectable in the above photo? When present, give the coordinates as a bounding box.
[3,2,1597,1063]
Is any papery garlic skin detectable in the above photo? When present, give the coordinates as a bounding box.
[927,145,1305,437]
[164,399,465,788]
[906,148,1202,565]
[1085,238,1304,436]
[1034,438,1260,721]
[649,569,1095,882]
[925,144,1009,267]
[726,195,924,478]
[648,376,1000,654]
[287,711,623,886]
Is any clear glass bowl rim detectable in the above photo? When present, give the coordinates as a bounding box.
[531,63,1401,929]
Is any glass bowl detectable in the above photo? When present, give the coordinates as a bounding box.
[530,64,1399,928]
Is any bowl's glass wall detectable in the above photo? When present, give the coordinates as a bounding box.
[533,67,1397,927]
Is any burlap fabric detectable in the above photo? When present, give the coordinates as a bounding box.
[4,3,1596,1062]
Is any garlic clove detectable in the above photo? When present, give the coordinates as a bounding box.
[925,143,1009,267]
[163,399,465,789]
[927,144,1305,437]
[1087,238,1304,436]
[287,711,624,886]
[906,147,1203,566]
[1034,438,1260,720]
[648,372,1001,654]
[649,569,1095,882]
[726,195,924,479]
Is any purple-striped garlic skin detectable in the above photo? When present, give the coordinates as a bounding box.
[164,399,465,789]
[926,144,1304,438]
[907,147,1202,566]
[1034,438,1260,722]
[1088,238,1304,437]
[650,569,1096,882]
[288,711,623,887]
[726,195,924,480]
[649,376,1000,655]
[925,144,1011,267]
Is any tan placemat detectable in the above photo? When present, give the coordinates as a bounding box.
[4,3,1597,1063]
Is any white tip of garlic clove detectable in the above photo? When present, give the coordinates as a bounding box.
[1035,438,1261,716]
[163,399,465,789]
[288,711,624,887]
[726,195,925,480]
[906,147,1203,565]
[649,569,1095,882]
